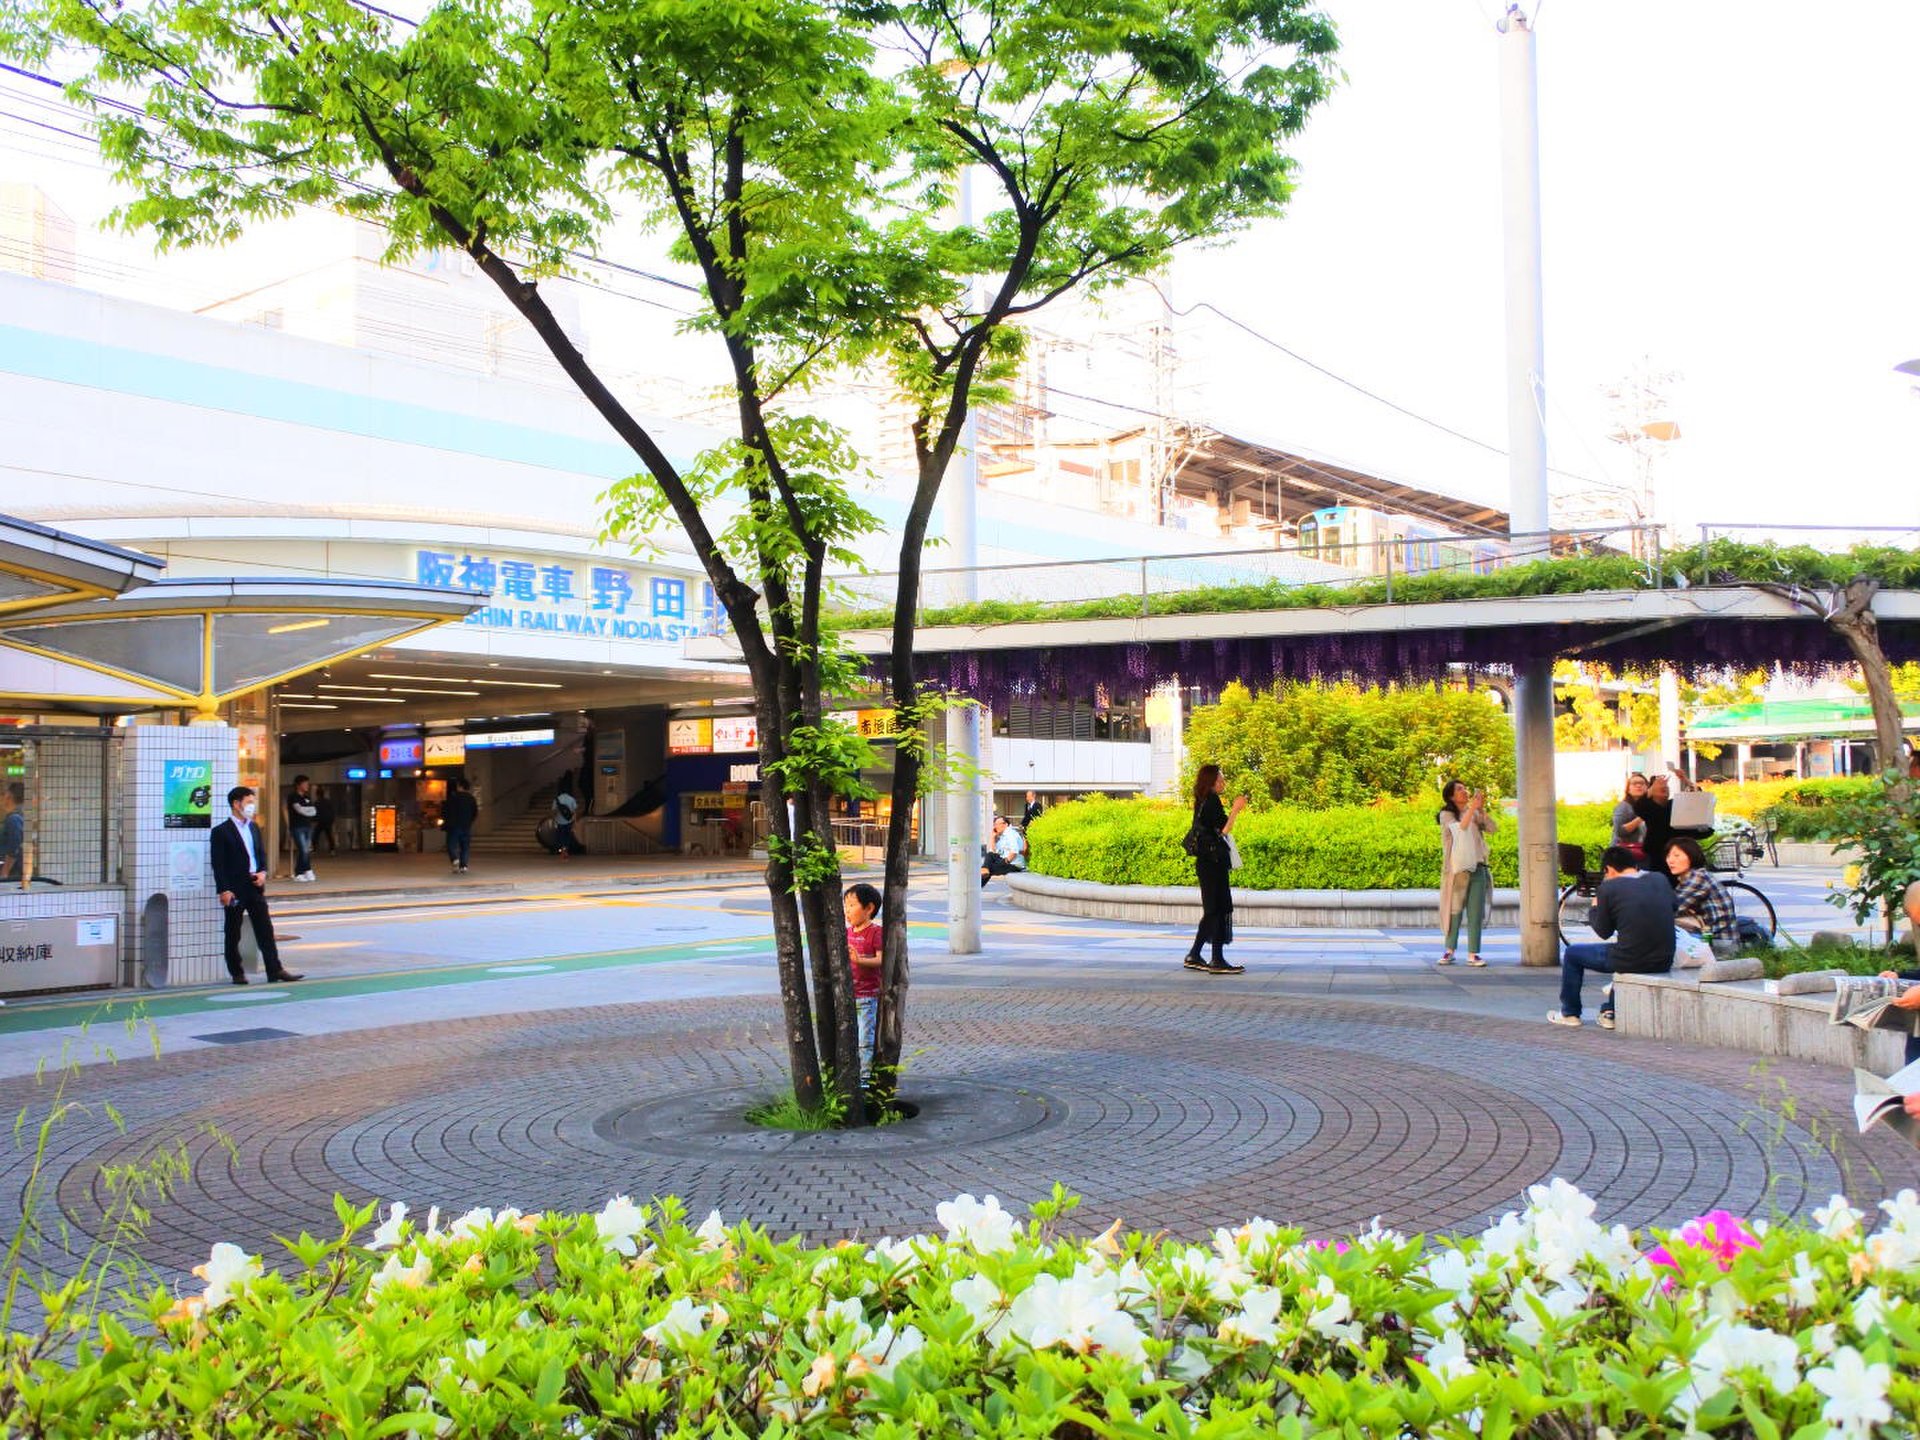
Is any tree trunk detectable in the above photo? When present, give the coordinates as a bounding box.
[756,701,825,1111]
[1824,579,1911,783]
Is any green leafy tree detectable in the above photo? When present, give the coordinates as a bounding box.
[1181,680,1512,810]
[1551,662,1658,753]
[4,0,1337,1121]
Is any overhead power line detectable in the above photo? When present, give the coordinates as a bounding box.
[1146,281,1604,489]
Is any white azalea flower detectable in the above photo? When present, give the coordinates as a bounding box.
[1696,1324,1799,1395]
[1809,1322,1839,1357]
[1877,1189,1920,1231]
[447,1207,496,1242]
[1864,1190,1920,1269]
[1424,1329,1475,1383]
[846,1321,925,1385]
[1166,1333,1215,1383]
[1479,1211,1530,1262]
[463,1337,488,1364]
[1005,1272,1147,1363]
[694,1210,729,1250]
[935,1194,1017,1254]
[594,1195,649,1257]
[1217,1285,1286,1346]
[1508,1280,1588,1348]
[1227,1217,1285,1259]
[1786,1251,1820,1309]
[1850,1285,1888,1335]
[950,1274,1012,1346]
[1808,1347,1893,1438]
[193,1242,263,1311]
[865,1236,924,1273]
[367,1251,432,1299]
[370,1202,410,1251]
[643,1297,726,1348]
[1171,1244,1247,1301]
[1814,1195,1865,1241]
[1304,1275,1359,1345]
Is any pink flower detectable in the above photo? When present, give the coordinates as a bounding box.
[1310,1240,1351,1254]
[1647,1210,1761,1281]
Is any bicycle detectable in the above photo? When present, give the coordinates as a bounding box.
[1703,816,1776,876]
[1555,842,1778,947]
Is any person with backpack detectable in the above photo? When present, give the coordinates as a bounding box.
[551,784,580,859]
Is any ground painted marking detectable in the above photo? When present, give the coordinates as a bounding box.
[486,963,557,974]
[206,991,291,1003]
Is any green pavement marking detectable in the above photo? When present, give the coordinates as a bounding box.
[0,935,778,1036]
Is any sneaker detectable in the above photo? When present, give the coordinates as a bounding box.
[1205,958,1246,975]
[1546,1010,1582,1027]
[1597,1012,1616,1030]
[1437,952,1455,966]
[1182,954,1210,972]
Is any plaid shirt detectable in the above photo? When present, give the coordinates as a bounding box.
[1674,869,1735,939]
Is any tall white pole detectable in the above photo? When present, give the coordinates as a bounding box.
[1498,5,1559,967]
[943,166,983,955]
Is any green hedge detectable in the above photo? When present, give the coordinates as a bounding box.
[1027,796,1613,890]
[8,1185,1916,1435]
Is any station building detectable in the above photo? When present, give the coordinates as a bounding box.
[2,202,1508,948]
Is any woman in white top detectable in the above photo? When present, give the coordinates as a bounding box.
[1437,778,1498,967]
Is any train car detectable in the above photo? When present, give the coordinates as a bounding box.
[1297,506,1507,578]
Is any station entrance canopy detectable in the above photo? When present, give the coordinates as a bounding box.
[0,513,485,715]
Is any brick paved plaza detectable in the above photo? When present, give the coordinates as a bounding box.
[5,875,1917,1302]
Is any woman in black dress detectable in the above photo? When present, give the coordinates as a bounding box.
[1183,763,1248,975]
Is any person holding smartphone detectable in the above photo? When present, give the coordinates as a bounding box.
[1437,779,1497,966]
[1182,763,1247,975]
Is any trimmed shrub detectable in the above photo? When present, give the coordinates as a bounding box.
[6,1183,1917,1436]
[1027,795,1613,890]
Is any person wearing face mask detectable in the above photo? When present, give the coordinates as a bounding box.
[210,786,304,986]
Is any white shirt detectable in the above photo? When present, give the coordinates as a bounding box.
[993,826,1026,865]
[230,814,260,873]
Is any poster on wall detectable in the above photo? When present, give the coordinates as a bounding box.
[668,719,712,755]
[168,841,205,895]
[162,759,213,829]
[711,716,757,753]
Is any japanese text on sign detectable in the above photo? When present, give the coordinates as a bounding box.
[414,550,718,647]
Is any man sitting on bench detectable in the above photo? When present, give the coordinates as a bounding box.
[1549,845,1675,1031]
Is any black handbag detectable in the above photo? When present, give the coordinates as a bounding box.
[1181,803,1206,858]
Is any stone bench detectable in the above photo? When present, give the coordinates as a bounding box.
[1005,872,1521,929]
[1613,970,1910,1070]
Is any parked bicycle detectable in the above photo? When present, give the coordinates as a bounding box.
[1555,842,1777,948]
[1703,815,1777,875]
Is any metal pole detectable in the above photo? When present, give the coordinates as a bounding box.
[1498,5,1558,968]
[943,166,983,956]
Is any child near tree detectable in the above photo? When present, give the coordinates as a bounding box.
[843,883,884,1085]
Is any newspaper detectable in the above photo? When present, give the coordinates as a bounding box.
[1828,976,1920,1034]
[1853,1059,1920,1143]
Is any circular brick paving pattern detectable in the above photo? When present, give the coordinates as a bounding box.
[16,986,1920,1286]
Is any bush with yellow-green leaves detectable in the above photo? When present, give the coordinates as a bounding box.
[4,1181,1917,1436]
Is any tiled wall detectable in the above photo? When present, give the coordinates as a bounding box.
[120,724,238,988]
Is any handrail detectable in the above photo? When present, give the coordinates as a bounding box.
[481,742,582,831]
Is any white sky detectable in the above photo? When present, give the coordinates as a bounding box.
[3,0,1917,537]
[1172,0,1920,533]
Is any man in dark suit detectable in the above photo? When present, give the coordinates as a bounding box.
[211,785,303,986]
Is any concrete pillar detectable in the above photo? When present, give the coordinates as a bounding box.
[1658,665,1681,770]
[944,704,982,954]
[1147,682,1185,798]
[1512,658,1560,967]
[1737,741,1752,782]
